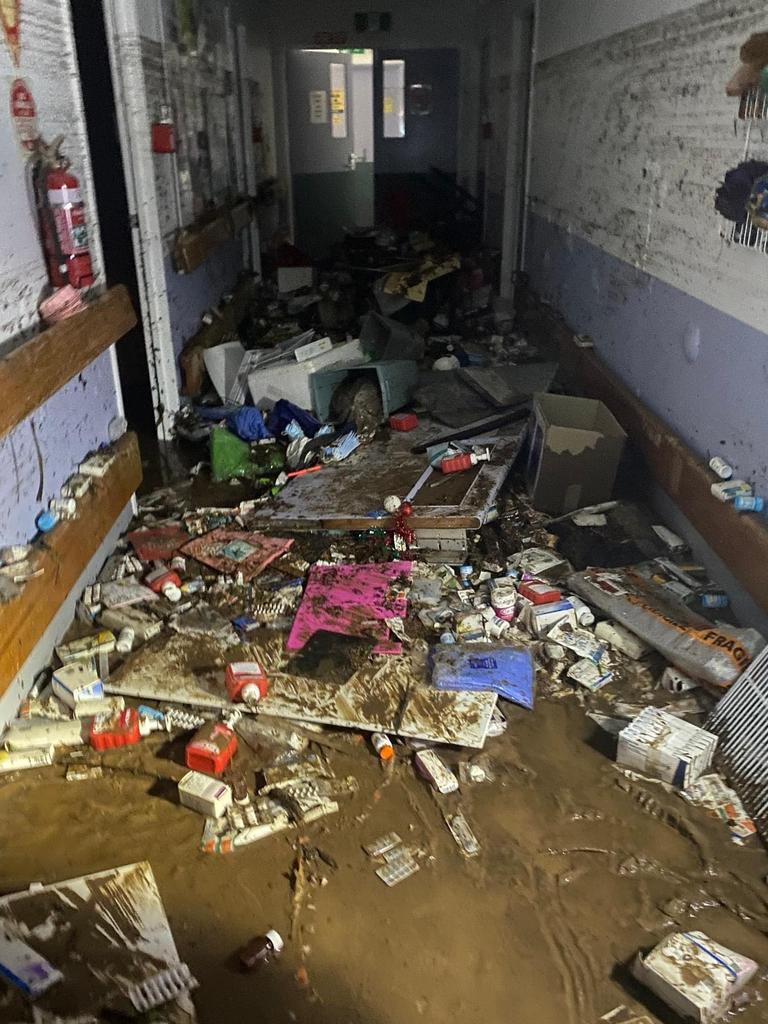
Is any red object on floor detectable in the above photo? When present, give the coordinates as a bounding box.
[90,708,141,751]
[225,662,270,704]
[518,580,562,605]
[186,721,238,776]
[389,413,418,432]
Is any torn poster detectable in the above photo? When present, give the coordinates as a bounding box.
[287,561,411,655]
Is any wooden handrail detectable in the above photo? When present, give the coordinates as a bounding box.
[0,285,137,441]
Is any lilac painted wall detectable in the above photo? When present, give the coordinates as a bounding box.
[0,353,119,547]
[528,214,768,496]
[165,239,244,388]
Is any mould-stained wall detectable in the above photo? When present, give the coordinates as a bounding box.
[527,0,768,498]
[0,0,123,546]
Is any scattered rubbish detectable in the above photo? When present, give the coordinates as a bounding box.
[445,810,481,857]
[414,749,459,794]
[632,931,758,1024]
[90,708,142,751]
[52,662,104,708]
[569,568,764,688]
[185,720,238,775]
[594,620,650,660]
[567,659,613,692]
[364,832,403,857]
[680,773,757,844]
[661,666,699,693]
[711,479,752,502]
[709,456,734,480]
[225,661,270,705]
[375,845,421,887]
[181,529,293,581]
[0,930,63,998]
[287,561,411,656]
[0,746,54,773]
[145,565,183,602]
[178,770,233,818]
[430,643,535,708]
[56,630,116,664]
[617,708,717,787]
[239,929,284,971]
[128,963,198,1014]
[372,731,395,761]
[4,717,84,750]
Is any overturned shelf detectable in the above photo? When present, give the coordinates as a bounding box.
[0,433,142,695]
[0,285,137,441]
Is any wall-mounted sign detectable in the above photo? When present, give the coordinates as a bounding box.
[354,12,392,33]
[9,77,37,151]
[0,0,20,66]
[330,89,345,114]
[309,89,328,124]
[314,31,348,47]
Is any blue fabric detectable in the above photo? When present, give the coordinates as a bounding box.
[267,400,322,438]
[195,404,272,441]
[430,643,535,709]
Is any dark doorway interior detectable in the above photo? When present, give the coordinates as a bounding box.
[70,0,156,434]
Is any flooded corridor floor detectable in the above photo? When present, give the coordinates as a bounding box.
[0,698,767,1024]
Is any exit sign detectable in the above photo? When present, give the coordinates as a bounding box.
[354,12,392,32]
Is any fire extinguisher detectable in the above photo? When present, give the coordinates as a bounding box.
[30,136,94,290]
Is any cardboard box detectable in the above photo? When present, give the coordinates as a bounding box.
[526,394,626,514]
[617,707,717,787]
[52,662,104,708]
[632,931,757,1024]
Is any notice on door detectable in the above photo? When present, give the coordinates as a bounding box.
[309,90,328,124]
[330,89,345,114]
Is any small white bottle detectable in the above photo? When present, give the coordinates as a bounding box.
[709,456,733,480]
[116,627,135,654]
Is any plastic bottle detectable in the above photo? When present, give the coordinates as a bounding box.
[145,566,182,602]
[36,509,58,533]
[225,662,269,705]
[239,929,284,971]
[116,627,135,654]
[568,595,595,627]
[440,451,491,474]
[709,456,733,480]
[734,495,765,512]
[371,732,394,761]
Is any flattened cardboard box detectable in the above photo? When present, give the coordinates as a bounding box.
[526,393,626,515]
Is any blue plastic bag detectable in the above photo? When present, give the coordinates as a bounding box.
[430,644,535,709]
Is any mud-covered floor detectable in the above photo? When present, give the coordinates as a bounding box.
[1,696,767,1024]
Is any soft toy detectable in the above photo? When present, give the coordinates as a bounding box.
[725,31,768,96]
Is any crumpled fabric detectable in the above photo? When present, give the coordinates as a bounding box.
[196,405,272,441]
[715,160,768,223]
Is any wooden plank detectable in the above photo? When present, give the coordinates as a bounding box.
[556,323,768,614]
[0,432,142,693]
[173,208,234,274]
[0,286,137,441]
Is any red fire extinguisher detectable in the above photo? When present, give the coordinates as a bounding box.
[31,137,94,290]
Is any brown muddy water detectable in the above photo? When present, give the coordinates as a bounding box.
[0,698,767,1024]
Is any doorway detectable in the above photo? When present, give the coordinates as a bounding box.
[285,47,462,256]
[70,0,156,436]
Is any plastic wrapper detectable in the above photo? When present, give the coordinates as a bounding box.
[568,568,764,688]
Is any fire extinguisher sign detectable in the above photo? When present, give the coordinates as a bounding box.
[9,77,38,152]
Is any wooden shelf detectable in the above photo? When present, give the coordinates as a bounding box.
[0,285,137,442]
[173,199,255,275]
[0,432,142,695]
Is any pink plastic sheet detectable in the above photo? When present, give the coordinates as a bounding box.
[287,561,412,655]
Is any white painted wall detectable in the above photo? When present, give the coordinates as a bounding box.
[536,0,705,61]
[529,0,768,336]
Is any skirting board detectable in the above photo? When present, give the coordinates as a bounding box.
[0,499,133,730]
